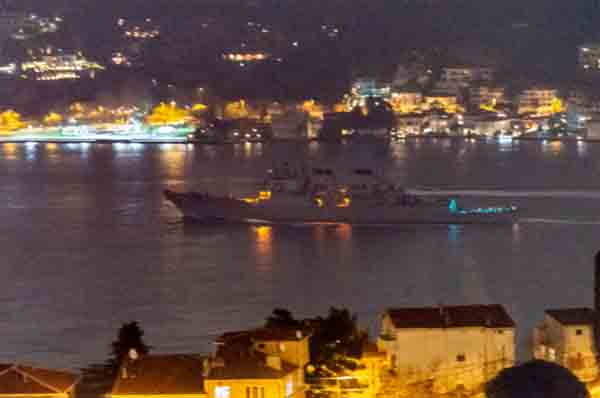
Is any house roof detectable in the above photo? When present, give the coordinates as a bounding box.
[385,304,515,329]
[546,308,596,326]
[210,328,299,381]
[216,327,307,344]
[0,364,79,395]
[110,354,207,396]
[207,356,297,380]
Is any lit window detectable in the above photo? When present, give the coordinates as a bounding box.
[286,381,293,397]
[215,386,231,398]
[246,386,264,398]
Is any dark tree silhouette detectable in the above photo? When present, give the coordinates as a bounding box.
[486,360,588,398]
[266,308,302,329]
[310,307,364,364]
[108,321,151,369]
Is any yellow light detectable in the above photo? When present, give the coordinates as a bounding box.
[337,197,351,208]
[315,197,324,208]
[259,190,272,200]
[242,197,259,204]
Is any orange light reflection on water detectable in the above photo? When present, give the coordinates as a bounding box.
[2,143,17,159]
[253,225,273,271]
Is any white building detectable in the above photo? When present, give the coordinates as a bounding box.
[378,304,515,394]
[438,67,494,91]
[533,308,599,382]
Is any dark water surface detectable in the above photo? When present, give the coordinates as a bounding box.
[0,139,599,369]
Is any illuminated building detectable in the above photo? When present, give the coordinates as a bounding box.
[206,328,308,398]
[423,95,462,114]
[438,66,494,90]
[518,88,560,116]
[469,86,506,110]
[351,78,391,100]
[578,44,600,71]
[389,90,422,114]
[0,364,79,398]
[378,305,515,394]
[533,309,599,382]
[21,54,104,81]
[119,18,160,40]
[0,62,16,75]
[111,52,131,67]
[109,354,208,398]
[222,52,270,64]
[10,14,59,40]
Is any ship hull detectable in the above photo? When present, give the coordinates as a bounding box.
[164,190,517,225]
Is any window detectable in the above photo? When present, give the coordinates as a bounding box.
[576,329,583,336]
[456,354,466,362]
[215,386,231,398]
[497,329,504,335]
[279,342,286,352]
[286,381,293,397]
[246,386,265,398]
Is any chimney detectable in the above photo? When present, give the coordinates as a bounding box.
[202,358,211,378]
[266,355,282,370]
[439,303,451,326]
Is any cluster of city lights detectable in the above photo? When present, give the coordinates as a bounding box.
[223,53,270,63]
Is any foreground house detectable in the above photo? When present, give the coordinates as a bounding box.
[0,364,79,398]
[108,354,208,398]
[378,304,515,393]
[533,308,599,382]
[205,328,308,398]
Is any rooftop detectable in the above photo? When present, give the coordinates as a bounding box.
[0,364,79,395]
[546,308,596,326]
[207,355,297,380]
[385,304,515,329]
[110,354,207,396]
[216,327,308,344]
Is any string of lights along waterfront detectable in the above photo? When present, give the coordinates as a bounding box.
[1,139,599,369]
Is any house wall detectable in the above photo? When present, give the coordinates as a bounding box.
[205,373,304,398]
[533,315,598,382]
[254,337,310,369]
[378,314,515,393]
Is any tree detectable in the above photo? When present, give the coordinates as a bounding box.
[486,360,588,398]
[310,307,364,364]
[266,308,302,329]
[108,321,151,369]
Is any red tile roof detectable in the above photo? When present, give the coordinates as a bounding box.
[546,308,596,326]
[385,304,515,329]
[110,354,207,396]
[0,365,79,395]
